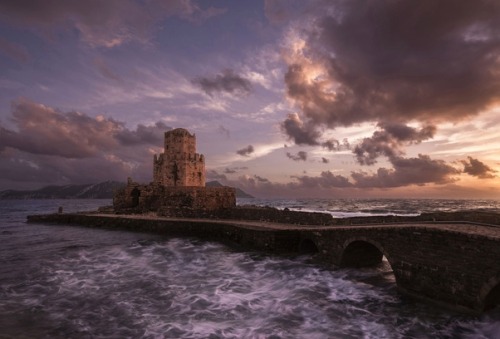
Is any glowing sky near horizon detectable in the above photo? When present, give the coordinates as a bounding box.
[0,0,499,199]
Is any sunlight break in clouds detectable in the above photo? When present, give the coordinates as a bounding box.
[0,1,499,197]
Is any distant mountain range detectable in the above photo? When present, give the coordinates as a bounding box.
[0,181,254,199]
[0,181,125,199]
[205,180,254,198]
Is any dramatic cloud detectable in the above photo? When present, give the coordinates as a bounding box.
[115,122,170,146]
[291,155,459,189]
[224,167,248,174]
[281,113,320,146]
[354,123,436,165]
[286,151,307,161]
[0,0,226,47]
[275,154,459,190]
[1,99,120,158]
[192,69,252,97]
[282,0,500,142]
[236,145,255,157]
[206,153,464,198]
[0,99,168,158]
[461,157,496,179]
[351,155,460,188]
[292,171,352,188]
[254,175,270,183]
[321,138,350,152]
[0,97,169,188]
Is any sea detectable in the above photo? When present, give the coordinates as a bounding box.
[1,198,500,339]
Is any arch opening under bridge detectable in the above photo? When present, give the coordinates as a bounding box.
[340,240,387,268]
[483,281,500,312]
[298,238,319,254]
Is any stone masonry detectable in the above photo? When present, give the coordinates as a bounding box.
[113,128,235,213]
[27,212,500,314]
[153,128,205,187]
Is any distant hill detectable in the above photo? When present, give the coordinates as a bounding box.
[0,180,254,199]
[0,181,126,199]
[206,181,254,198]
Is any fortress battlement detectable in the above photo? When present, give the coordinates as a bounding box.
[114,128,235,213]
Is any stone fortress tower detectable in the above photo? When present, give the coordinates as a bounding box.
[113,128,236,213]
[153,128,205,187]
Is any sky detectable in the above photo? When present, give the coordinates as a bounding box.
[0,0,499,199]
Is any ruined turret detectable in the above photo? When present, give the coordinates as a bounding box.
[153,128,205,187]
[113,127,236,213]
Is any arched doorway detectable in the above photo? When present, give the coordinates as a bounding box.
[340,240,384,268]
[130,188,140,207]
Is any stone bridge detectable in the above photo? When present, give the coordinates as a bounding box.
[295,223,500,314]
[27,213,500,314]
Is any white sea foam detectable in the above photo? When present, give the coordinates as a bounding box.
[2,199,500,337]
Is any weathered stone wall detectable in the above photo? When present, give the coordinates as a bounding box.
[113,181,236,213]
[158,186,236,210]
[28,213,500,313]
[153,128,205,187]
[27,212,500,313]
[112,178,146,211]
[164,128,196,155]
[158,205,334,225]
[303,226,500,313]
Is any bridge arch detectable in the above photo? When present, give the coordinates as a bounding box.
[479,276,500,311]
[298,238,319,254]
[340,238,390,268]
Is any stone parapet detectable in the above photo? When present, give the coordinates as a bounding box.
[27,211,500,314]
[114,183,236,213]
[158,205,334,225]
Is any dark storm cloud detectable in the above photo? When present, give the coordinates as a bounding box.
[289,154,459,190]
[236,145,255,157]
[351,155,460,188]
[292,171,352,188]
[0,99,169,158]
[280,113,320,146]
[354,124,436,165]
[461,157,496,179]
[115,122,170,146]
[286,151,307,161]
[0,99,173,188]
[211,153,461,198]
[224,167,248,174]
[192,69,252,97]
[283,0,500,140]
[321,138,350,152]
[0,0,226,47]
[254,175,270,183]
